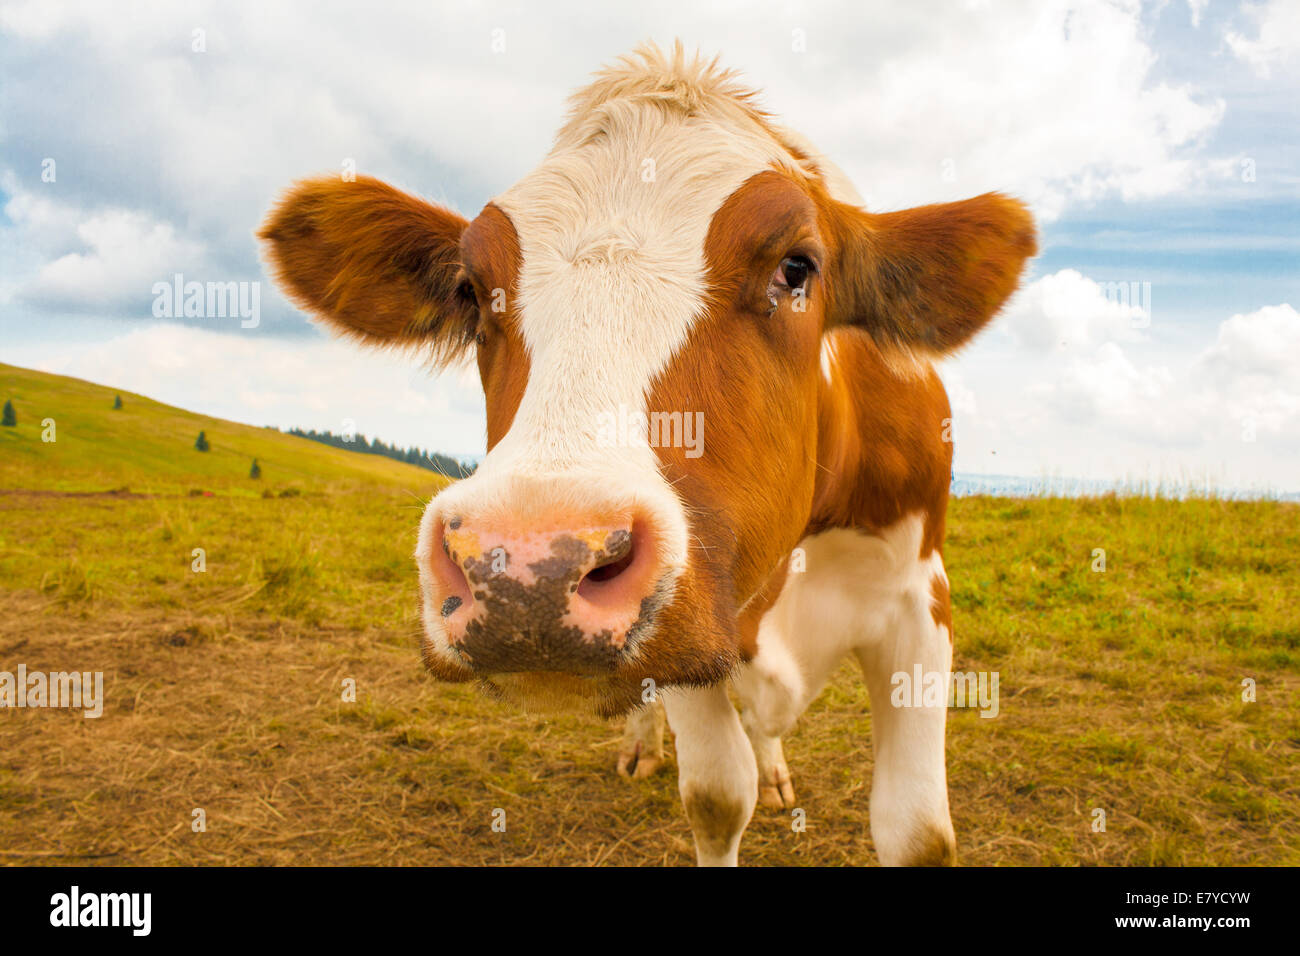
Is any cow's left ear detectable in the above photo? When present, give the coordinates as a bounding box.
[825,192,1037,355]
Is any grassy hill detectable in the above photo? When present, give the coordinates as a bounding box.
[0,362,446,496]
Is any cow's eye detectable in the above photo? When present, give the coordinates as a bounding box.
[773,255,814,291]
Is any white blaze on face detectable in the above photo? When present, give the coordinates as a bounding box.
[491,111,798,479]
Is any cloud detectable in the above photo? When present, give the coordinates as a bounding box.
[18,209,206,316]
[1193,303,1300,438]
[997,269,1150,353]
[1199,302,1300,379]
[0,0,1231,303]
[941,297,1300,491]
[1226,0,1300,76]
[1030,341,1180,439]
[995,302,1300,474]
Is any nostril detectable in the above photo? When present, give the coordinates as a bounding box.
[577,528,636,594]
[585,549,635,583]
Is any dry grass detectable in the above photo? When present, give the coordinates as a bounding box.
[1,488,1297,866]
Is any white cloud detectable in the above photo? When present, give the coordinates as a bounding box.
[1031,341,1182,440]
[997,269,1150,353]
[937,363,978,418]
[1199,302,1300,379]
[952,302,1300,489]
[1226,0,1300,76]
[773,0,1227,219]
[1193,303,1300,439]
[0,0,1230,268]
[18,209,206,315]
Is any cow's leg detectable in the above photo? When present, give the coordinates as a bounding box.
[742,708,796,809]
[616,698,665,779]
[853,551,956,866]
[660,684,757,866]
[733,612,845,810]
[734,633,800,808]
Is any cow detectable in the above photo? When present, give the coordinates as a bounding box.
[258,42,1036,866]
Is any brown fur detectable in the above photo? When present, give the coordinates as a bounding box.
[461,204,529,447]
[258,176,476,362]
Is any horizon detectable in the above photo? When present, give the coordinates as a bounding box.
[6,359,1294,501]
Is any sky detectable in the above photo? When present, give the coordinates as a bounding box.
[1,0,1297,491]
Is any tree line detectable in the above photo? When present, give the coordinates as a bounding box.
[285,427,477,478]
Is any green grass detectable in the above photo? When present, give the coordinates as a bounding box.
[0,362,441,496]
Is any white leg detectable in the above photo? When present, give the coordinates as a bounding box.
[777,519,956,865]
[733,545,860,810]
[733,617,818,810]
[660,684,757,867]
[616,699,665,779]
[854,572,956,866]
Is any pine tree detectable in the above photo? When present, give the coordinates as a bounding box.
[113,395,123,410]
[1,400,15,427]
[249,458,261,479]
[195,430,210,452]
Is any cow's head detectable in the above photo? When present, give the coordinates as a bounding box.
[259,44,1035,716]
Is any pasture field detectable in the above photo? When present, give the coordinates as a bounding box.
[1,365,1298,865]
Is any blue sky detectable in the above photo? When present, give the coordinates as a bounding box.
[1,0,1297,490]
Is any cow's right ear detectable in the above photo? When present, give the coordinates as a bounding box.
[258,175,475,363]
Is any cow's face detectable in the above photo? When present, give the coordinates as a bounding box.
[260,53,1034,716]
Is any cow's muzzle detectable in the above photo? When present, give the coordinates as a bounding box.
[426,513,668,674]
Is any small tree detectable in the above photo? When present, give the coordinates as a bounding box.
[195,430,210,452]
[249,458,261,479]
[113,395,123,410]
[1,400,14,427]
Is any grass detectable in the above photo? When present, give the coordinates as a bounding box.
[1,365,1297,865]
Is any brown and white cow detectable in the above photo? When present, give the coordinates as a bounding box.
[259,43,1035,866]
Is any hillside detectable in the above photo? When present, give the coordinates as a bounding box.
[0,363,449,497]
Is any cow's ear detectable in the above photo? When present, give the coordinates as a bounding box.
[258,175,476,363]
[826,192,1036,356]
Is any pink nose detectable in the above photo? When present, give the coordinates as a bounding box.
[427,513,664,673]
